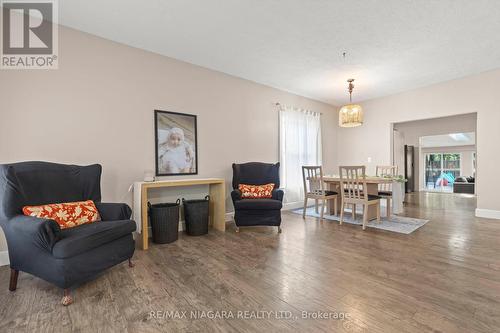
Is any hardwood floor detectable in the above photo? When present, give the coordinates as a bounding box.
[0,192,499,332]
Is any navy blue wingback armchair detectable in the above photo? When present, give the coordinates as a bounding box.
[0,162,136,305]
[231,162,284,233]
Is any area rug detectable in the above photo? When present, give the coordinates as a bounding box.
[291,205,429,234]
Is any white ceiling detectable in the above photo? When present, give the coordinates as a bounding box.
[420,132,475,148]
[58,0,500,105]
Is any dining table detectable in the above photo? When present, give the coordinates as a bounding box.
[322,175,403,220]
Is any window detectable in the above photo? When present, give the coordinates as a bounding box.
[279,105,322,203]
[424,153,461,192]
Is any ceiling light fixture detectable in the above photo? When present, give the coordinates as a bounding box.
[338,78,364,128]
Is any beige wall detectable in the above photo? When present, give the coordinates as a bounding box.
[461,151,475,178]
[0,26,338,253]
[336,69,500,214]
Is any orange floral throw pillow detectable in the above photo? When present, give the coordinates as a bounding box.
[22,200,101,229]
[238,183,275,199]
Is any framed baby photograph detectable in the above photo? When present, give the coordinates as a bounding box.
[154,110,198,176]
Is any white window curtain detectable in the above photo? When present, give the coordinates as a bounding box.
[279,104,322,203]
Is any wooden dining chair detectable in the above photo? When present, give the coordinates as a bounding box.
[376,165,398,218]
[339,166,381,230]
[302,166,338,220]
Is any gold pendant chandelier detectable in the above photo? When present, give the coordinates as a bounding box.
[338,78,363,128]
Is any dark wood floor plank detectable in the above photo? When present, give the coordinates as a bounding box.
[66,274,129,332]
[0,192,499,332]
[25,278,72,333]
[0,273,38,332]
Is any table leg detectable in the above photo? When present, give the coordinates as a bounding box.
[366,183,378,220]
[140,186,149,250]
[328,182,341,215]
[209,183,226,231]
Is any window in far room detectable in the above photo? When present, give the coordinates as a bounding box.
[424,153,461,192]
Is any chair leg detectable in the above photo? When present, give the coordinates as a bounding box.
[61,289,73,306]
[339,201,344,225]
[376,202,381,223]
[235,227,240,233]
[386,197,391,219]
[302,197,308,218]
[362,205,368,230]
[315,199,319,214]
[352,204,357,220]
[333,197,338,216]
[278,226,282,233]
[320,199,326,220]
[9,269,19,292]
[128,258,135,268]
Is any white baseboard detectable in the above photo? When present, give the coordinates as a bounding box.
[282,201,305,211]
[0,251,9,267]
[475,208,500,220]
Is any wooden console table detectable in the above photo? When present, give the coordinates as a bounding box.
[135,178,225,250]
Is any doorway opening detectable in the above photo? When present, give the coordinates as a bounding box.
[391,113,477,196]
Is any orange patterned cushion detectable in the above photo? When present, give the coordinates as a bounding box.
[22,200,101,229]
[238,183,275,199]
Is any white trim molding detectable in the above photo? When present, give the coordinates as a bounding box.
[282,201,305,211]
[0,251,9,267]
[475,208,500,220]
[225,212,234,222]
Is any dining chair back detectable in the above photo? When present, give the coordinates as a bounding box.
[339,165,381,230]
[376,165,398,218]
[339,166,367,201]
[301,166,337,220]
[302,166,324,195]
[376,165,398,192]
